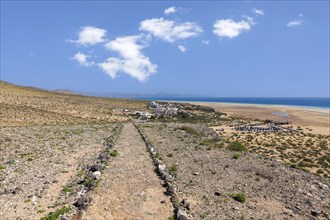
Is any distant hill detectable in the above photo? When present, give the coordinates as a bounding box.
[85,91,205,99]
[52,89,80,95]
[0,81,146,126]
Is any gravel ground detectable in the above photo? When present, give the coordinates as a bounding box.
[139,122,330,220]
[85,123,173,220]
[0,123,116,220]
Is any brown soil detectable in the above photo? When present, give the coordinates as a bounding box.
[85,123,173,220]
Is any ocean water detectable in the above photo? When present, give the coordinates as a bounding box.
[143,97,330,109]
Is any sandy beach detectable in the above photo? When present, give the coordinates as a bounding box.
[182,101,329,135]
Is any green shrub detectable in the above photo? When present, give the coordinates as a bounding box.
[228,142,247,152]
[232,193,246,203]
[167,153,173,157]
[232,154,240,159]
[110,150,118,157]
[83,177,99,188]
[0,165,5,170]
[155,152,163,161]
[179,126,200,136]
[169,164,177,176]
[62,187,73,193]
[40,207,71,220]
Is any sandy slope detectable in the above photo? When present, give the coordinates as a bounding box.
[187,102,330,135]
[85,123,173,220]
[0,81,146,126]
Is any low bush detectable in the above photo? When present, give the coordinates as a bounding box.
[179,126,200,136]
[232,154,240,159]
[40,207,71,220]
[228,142,247,152]
[155,152,163,161]
[110,150,119,157]
[169,164,177,177]
[232,193,246,203]
[62,187,73,193]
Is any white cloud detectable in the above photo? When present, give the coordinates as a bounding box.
[164,6,177,15]
[242,15,256,25]
[139,18,203,43]
[252,8,264,16]
[67,26,107,46]
[99,35,157,82]
[213,18,252,39]
[71,52,94,67]
[202,40,210,45]
[178,45,187,52]
[287,19,303,27]
[298,13,304,17]
[164,6,188,15]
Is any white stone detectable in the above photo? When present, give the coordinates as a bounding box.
[92,171,101,180]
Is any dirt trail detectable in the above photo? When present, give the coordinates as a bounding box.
[85,123,173,220]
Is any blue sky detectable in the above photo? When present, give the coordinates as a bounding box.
[1,1,329,97]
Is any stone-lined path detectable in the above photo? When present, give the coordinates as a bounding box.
[85,123,173,220]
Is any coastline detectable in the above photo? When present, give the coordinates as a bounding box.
[187,101,329,114]
[157,100,329,114]
[157,100,330,135]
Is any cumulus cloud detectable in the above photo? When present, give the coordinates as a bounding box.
[139,18,203,43]
[71,52,94,67]
[178,45,187,52]
[252,8,264,16]
[99,35,157,82]
[67,26,107,46]
[213,18,253,39]
[287,19,303,27]
[164,6,177,15]
[202,40,210,45]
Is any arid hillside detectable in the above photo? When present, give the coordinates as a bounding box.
[1,81,329,220]
[0,81,146,126]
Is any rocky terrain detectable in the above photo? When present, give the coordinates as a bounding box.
[138,122,330,219]
[1,81,329,220]
[0,123,119,219]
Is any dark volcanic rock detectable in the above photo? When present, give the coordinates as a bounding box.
[89,164,103,172]
[73,195,92,210]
